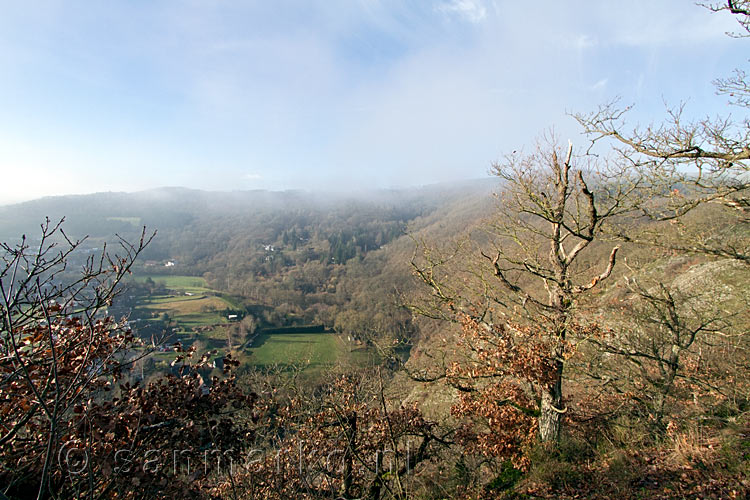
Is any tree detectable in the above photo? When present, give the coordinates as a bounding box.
[0,220,254,499]
[568,0,750,446]
[0,219,152,498]
[586,275,739,426]
[234,369,447,500]
[574,2,750,265]
[411,137,635,451]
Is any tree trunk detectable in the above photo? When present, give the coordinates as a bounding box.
[341,412,357,499]
[366,451,384,500]
[539,360,564,443]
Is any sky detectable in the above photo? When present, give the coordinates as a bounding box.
[0,0,746,204]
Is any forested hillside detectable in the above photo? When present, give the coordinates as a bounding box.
[0,180,496,343]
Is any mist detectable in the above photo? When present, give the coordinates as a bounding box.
[0,1,742,203]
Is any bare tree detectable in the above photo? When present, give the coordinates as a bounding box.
[568,3,750,432]
[411,136,636,445]
[0,218,154,498]
[702,1,750,37]
[575,3,750,264]
[586,275,737,427]
[1,220,258,500]
[236,368,448,500]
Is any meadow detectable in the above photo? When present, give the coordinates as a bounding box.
[246,332,340,366]
[133,275,214,293]
[131,275,370,372]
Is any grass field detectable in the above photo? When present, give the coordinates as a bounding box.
[130,275,373,374]
[131,275,236,346]
[247,332,341,367]
[144,295,229,316]
[134,276,246,310]
[134,275,213,293]
[245,331,378,372]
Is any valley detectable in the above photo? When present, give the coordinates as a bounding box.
[3,3,749,498]
[2,179,748,499]
[124,273,377,375]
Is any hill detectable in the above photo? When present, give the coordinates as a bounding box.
[0,179,498,353]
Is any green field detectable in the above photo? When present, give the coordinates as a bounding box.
[247,332,340,366]
[130,275,236,344]
[135,275,243,310]
[134,275,213,293]
[245,331,377,371]
[131,275,373,373]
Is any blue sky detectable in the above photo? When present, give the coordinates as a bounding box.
[0,0,745,204]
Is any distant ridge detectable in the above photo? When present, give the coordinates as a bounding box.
[0,178,498,208]
[0,178,497,242]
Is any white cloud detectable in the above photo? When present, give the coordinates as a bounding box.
[437,0,487,24]
[0,0,743,200]
[590,78,608,91]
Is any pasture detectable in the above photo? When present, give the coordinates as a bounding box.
[130,275,236,343]
[245,331,377,373]
[130,275,374,374]
[134,275,213,293]
[246,332,341,367]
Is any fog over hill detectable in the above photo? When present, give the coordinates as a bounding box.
[0,178,497,240]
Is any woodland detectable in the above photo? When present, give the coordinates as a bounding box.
[1,2,750,499]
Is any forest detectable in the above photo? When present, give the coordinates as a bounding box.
[2,3,750,500]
